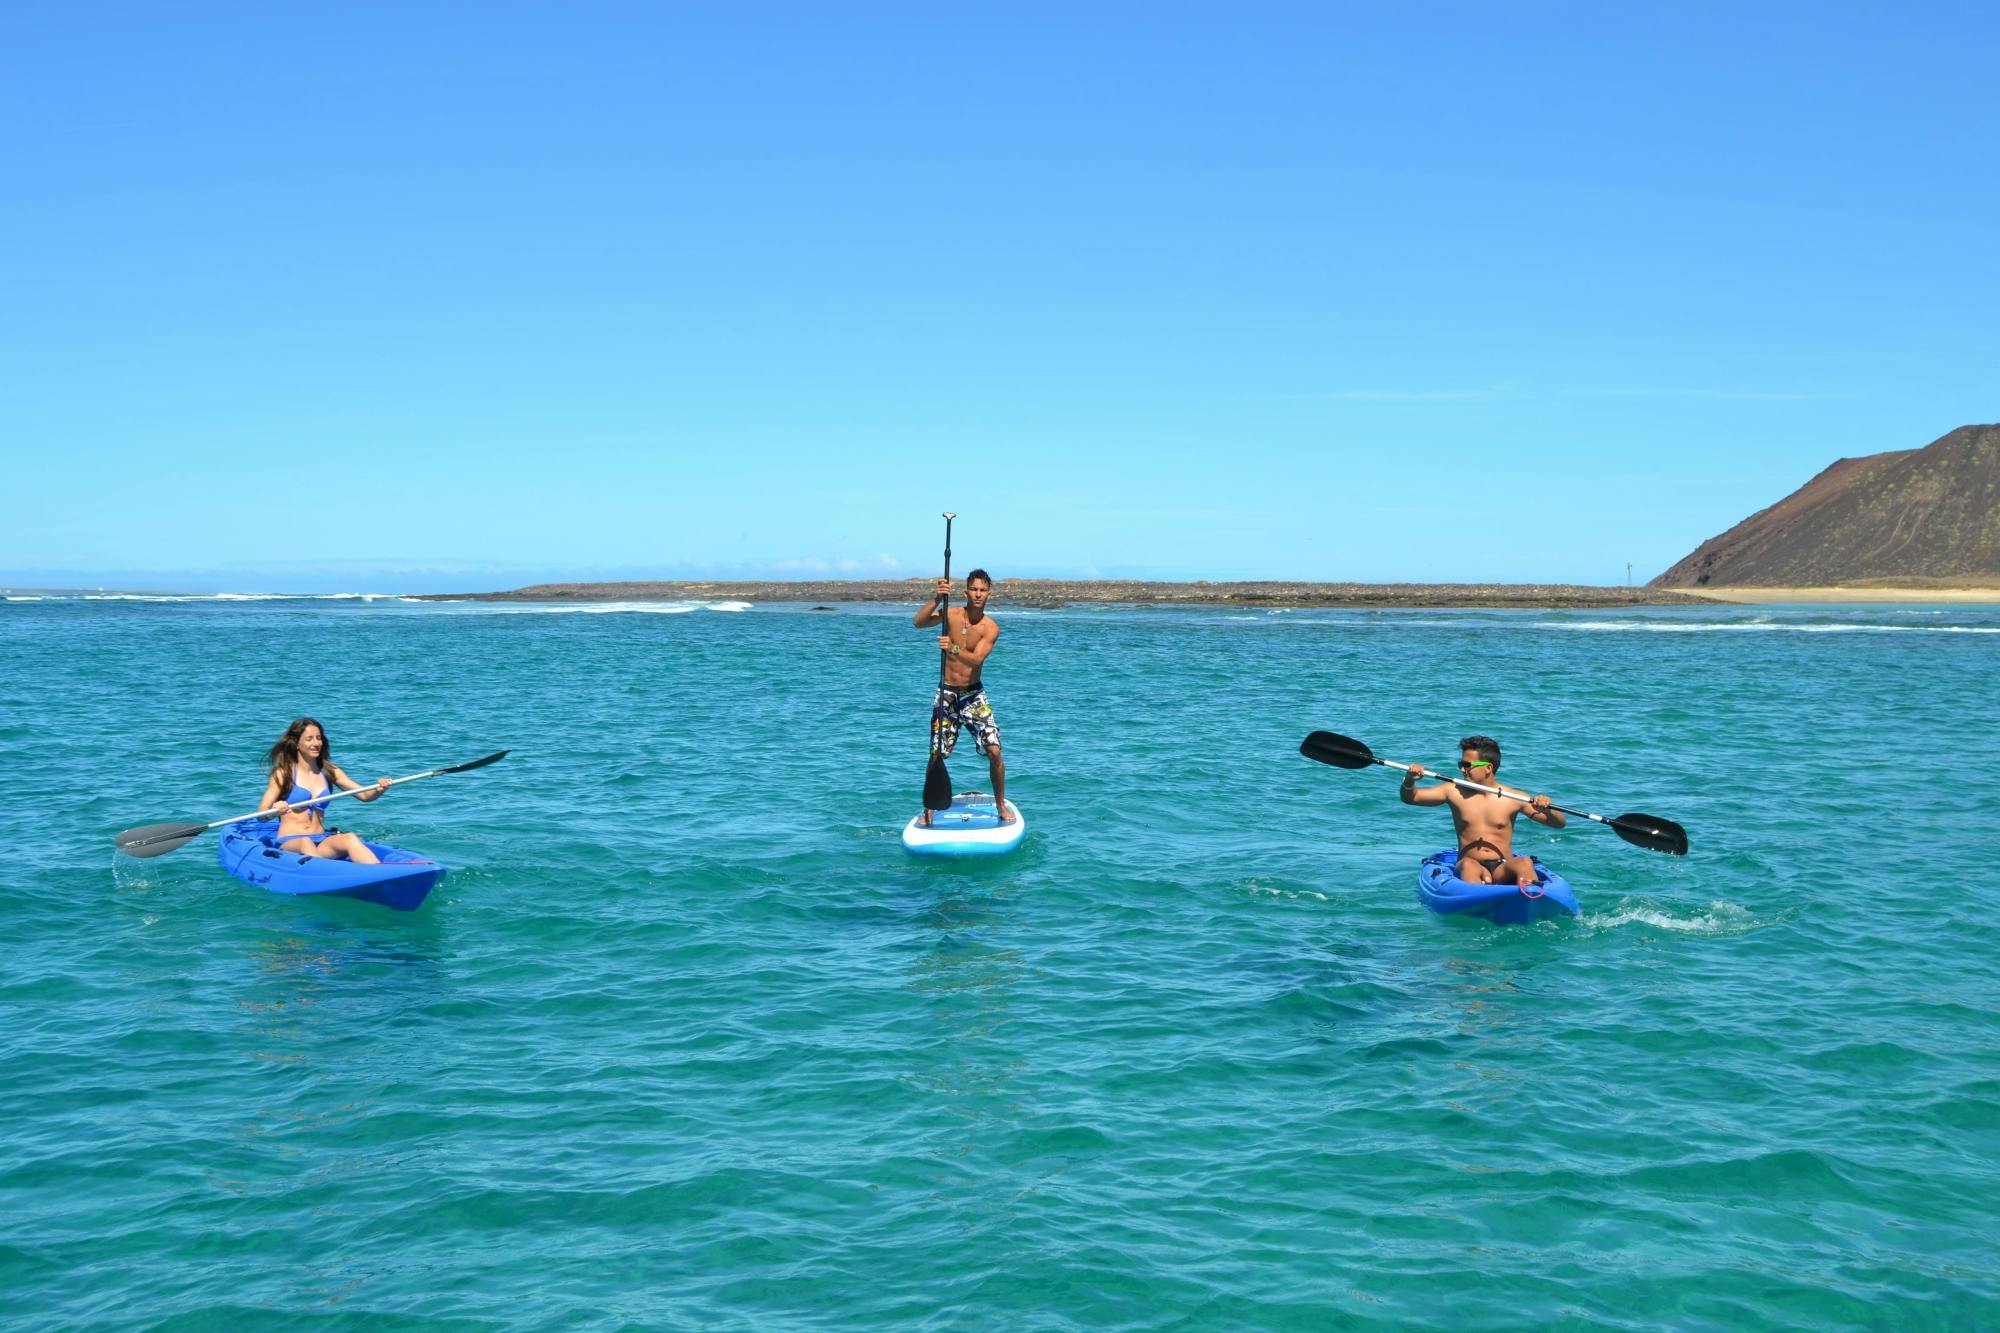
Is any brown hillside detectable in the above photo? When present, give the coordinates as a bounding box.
[1652,424,2000,588]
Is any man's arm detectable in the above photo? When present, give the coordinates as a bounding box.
[944,620,999,669]
[1399,765,1452,806]
[914,579,949,627]
[1522,794,1566,829]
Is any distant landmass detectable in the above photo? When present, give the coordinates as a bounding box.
[416,580,1706,609]
[1652,424,2000,589]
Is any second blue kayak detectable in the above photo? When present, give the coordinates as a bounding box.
[1417,848,1578,924]
[218,820,447,911]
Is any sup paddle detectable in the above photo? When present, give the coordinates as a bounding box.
[1299,730,1688,855]
[922,512,956,812]
[113,749,511,858]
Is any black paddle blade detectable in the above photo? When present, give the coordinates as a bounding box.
[438,749,509,775]
[1610,813,1689,856]
[923,753,953,811]
[113,822,206,858]
[1299,731,1375,769]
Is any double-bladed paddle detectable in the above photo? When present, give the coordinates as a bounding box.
[923,512,956,812]
[1299,730,1688,855]
[112,750,511,858]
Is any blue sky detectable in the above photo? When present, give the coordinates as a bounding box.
[4,3,1994,591]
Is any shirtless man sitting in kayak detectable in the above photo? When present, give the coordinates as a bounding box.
[1401,735,1564,885]
[913,568,1011,825]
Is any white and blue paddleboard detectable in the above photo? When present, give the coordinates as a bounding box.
[901,792,1025,858]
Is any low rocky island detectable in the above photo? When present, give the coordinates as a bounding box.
[414,580,1709,609]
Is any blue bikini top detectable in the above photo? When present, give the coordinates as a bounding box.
[286,769,335,812]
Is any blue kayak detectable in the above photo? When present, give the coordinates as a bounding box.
[218,820,447,911]
[1417,848,1578,924]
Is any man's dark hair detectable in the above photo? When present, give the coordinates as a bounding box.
[966,568,992,586]
[1459,735,1501,769]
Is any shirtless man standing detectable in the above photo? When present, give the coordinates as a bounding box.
[1401,735,1564,884]
[913,568,1010,824]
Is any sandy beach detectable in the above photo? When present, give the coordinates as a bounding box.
[1683,585,2000,605]
[415,579,1714,609]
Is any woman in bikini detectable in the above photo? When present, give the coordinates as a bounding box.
[257,717,394,864]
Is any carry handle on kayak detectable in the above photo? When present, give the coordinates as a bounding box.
[1299,730,1688,855]
[112,750,511,858]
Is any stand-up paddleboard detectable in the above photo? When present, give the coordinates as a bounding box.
[902,791,1025,858]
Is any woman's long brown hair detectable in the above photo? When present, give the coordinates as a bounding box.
[266,717,332,794]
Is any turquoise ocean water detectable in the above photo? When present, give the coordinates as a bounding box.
[2,594,1995,1329]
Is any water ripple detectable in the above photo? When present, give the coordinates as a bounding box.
[1,598,1995,1327]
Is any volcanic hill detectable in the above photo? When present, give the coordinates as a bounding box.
[1652,424,2000,589]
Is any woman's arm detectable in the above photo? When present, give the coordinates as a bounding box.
[332,766,391,801]
[258,773,289,817]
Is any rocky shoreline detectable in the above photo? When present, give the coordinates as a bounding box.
[413,579,1711,609]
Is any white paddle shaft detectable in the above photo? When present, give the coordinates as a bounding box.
[1384,758,1611,826]
[202,762,463,832]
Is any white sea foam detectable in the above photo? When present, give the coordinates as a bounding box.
[63,592,405,603]
[1548,620,1778,632]
[87,593,298,603]
[1587,899,1762,935]
[1246,882,1329,902]
[1543,620,1997,635]
[1797,623,2000,634]
[26,594,755,613]
[453,600,753,615]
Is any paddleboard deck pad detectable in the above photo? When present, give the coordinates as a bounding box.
[1417,848,1578,924]
[902,792,1025,858]
[219,819,447,911]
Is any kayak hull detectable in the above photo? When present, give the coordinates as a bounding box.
[902,793,1025,858]
[218,820,447,911]
[1418,849,1578,924]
